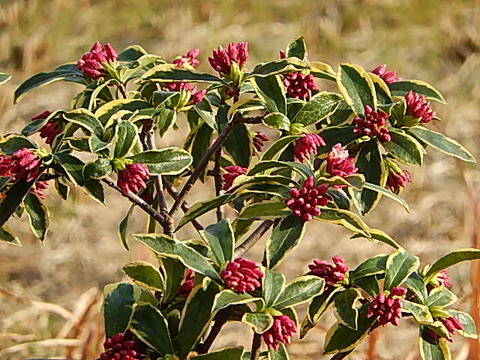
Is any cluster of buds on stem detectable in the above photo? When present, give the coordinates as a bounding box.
[353,105,391,142]
[97,333,142,360]
[404,90,435,124]
[308,255,348,290]
[77,42,117,79]
[117,163,150,195]
[294,133,325,163]
[426,316,463,343]
[263,315,297,351]
[32,111,63,145]
[252,132,268,154]
[173,48,200,68]
[279,50,318,100]
[326,143,358,178]
[285,176,330,222]
[209,42,248,79]
[222,165,247,191]
[178,268,195,298]
[164,82,206,105]
[371,64,400,84]
[367,287,406,326]
[220,257,263,293]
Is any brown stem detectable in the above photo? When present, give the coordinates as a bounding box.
[234,220,274,258]
[118,84,127,99]
[330,350,354,360]
[164,180,204,231]
[101,177,167,225]
[197,312,228,354]
[213,148,224,221]
[250,333,262,360]
[169,116,239,216]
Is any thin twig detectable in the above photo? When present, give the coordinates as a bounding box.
[235,220,274,258]
[101,177,166,225]
[169,117,239,216]
[213,148,224,221]
[164,180,204,231]
[197,311,228,354]
[250,333,262,360]
[330,349,354,360]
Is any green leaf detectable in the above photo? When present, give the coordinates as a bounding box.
[406,271,428,304]
[302,288,342,338]
[263,269,286,308]
[143,64,224,84]
[351,228,402,249]
[353,276,380,297]
[403,300,434,325]
[130,304,173,355]
[426,287,457,308]
[350,254,388,280]
[248,58,309,78]
[103,282,135,337]
[336,63,376,116]
[0,226,21,246]
[129,147,192,175]
[263,113,290,131]
[262,135,301,161]
[0,72,11,85]
[323,307,375,355]
[123,261,163,291]
[114,120,139,158]
[251,75,287,114]
[446,310,477,339]
[424,248,480,283]
[383,129,424,165]
[118,205,134,250]
[83,158,112,179]
[352,140,385,215]
[314,208,370,237]
[266,215,306,269]
[178,194,234,230]
[369,73,393,105]
[224,123,251,168]
[239,201,291,220]
[193,347,244,360]
[268,343,289,360]
[242,312,274,333]
[362,182,410,212]
[0,179,34,227]
[201,220,235,265]
[0,135,37,155]
[334,288,361,330]
[133,234,221,282]
[408,126,475,163]
[177,281,219,357]
[117,45,148,61]
[274,276,324,309]
[248,160,313,178]
[24,193,49,242]
[14,65,84,103]
[317,126,360,152]
[63,109,104,138]
[286,37,306,60]
[95,99,151,125]
[384,250,420,290]
[213,290,258,313]
[389,80,446,103]
[161,258,186,303]
[84,179,105,204]
[292,92,342,126]
[419,336,451,360]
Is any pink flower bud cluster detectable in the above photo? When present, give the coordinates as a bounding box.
[252,132,268,154]
[386,169,411,194]
[404,90,435,124]
[222,165,247,190]
[441,316,464,342]
[11,147,42,182]
[308,255,348,289]
[209,42,248,75]
[164,82,206,105]
[97,333,141,360]
[117,163,150,194]
[220,257,263,293]
[178,268,195,298]
[31,180,49,199]
[173,48,200,68]
[353,105,391,142]
[279,50,318,100]
[0,155,14,177]
[32,111,63,145]
[285,176,330,222]
[77,42,117,79]
[263,315,297,351]
[326,143,358,178]
[294,133,325,163]
[437,270,451,288]
[367,287,406,326]
[371,64,400,84]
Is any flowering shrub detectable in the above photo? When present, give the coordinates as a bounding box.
[0,37,478,360]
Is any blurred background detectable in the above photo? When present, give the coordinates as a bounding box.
[0,0,479,359]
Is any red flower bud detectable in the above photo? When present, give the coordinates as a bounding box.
[117,163,150,194]
[263,315,297,351]
[371,64,400,84]
[308,255,348,289]
[294,133,325,163]
[353,105,391,142]
[178,268,195,298]
[164,82,206,105]
[252,132,268,153]
[222,165,248,190]
[386,169,411,194]
[31,180,48,199]
[367,287,406,326]
[285,176,330,221]
[220,257,263,293]
[404,90,435,123]
[97,333,142,360]
[173,48,200,68]
[11,148,42,182]
[209,42,248,75]
[77,42,117,79]
[326,143,358,178]
[0,155,14,178]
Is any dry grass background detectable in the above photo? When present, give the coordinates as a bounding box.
[0,0,479,359]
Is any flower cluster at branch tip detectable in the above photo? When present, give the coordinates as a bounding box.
[97,333,141,360]
[285,176,330,222]
[367,287,407,326]
[279,50,318,100]
[77,42,117,79]
[371,64,400,84]
[220,257,263,293]
[0,154,13,177]
[164,82,206,105]
[32,111,63,145]
[353,105,391,142]
[294,133,325,163]
[173,48,200,68]
[404,90,435,124]
[253,132,268,154]
[386,168,412,194]
[326,143,358,178]
[308,255,348,290]
[209,42,248,75]
[263,315,297,351]
[11,148,42,182]
[117,163,150,195]
[178,268,195,298]
[222,165,247,190]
